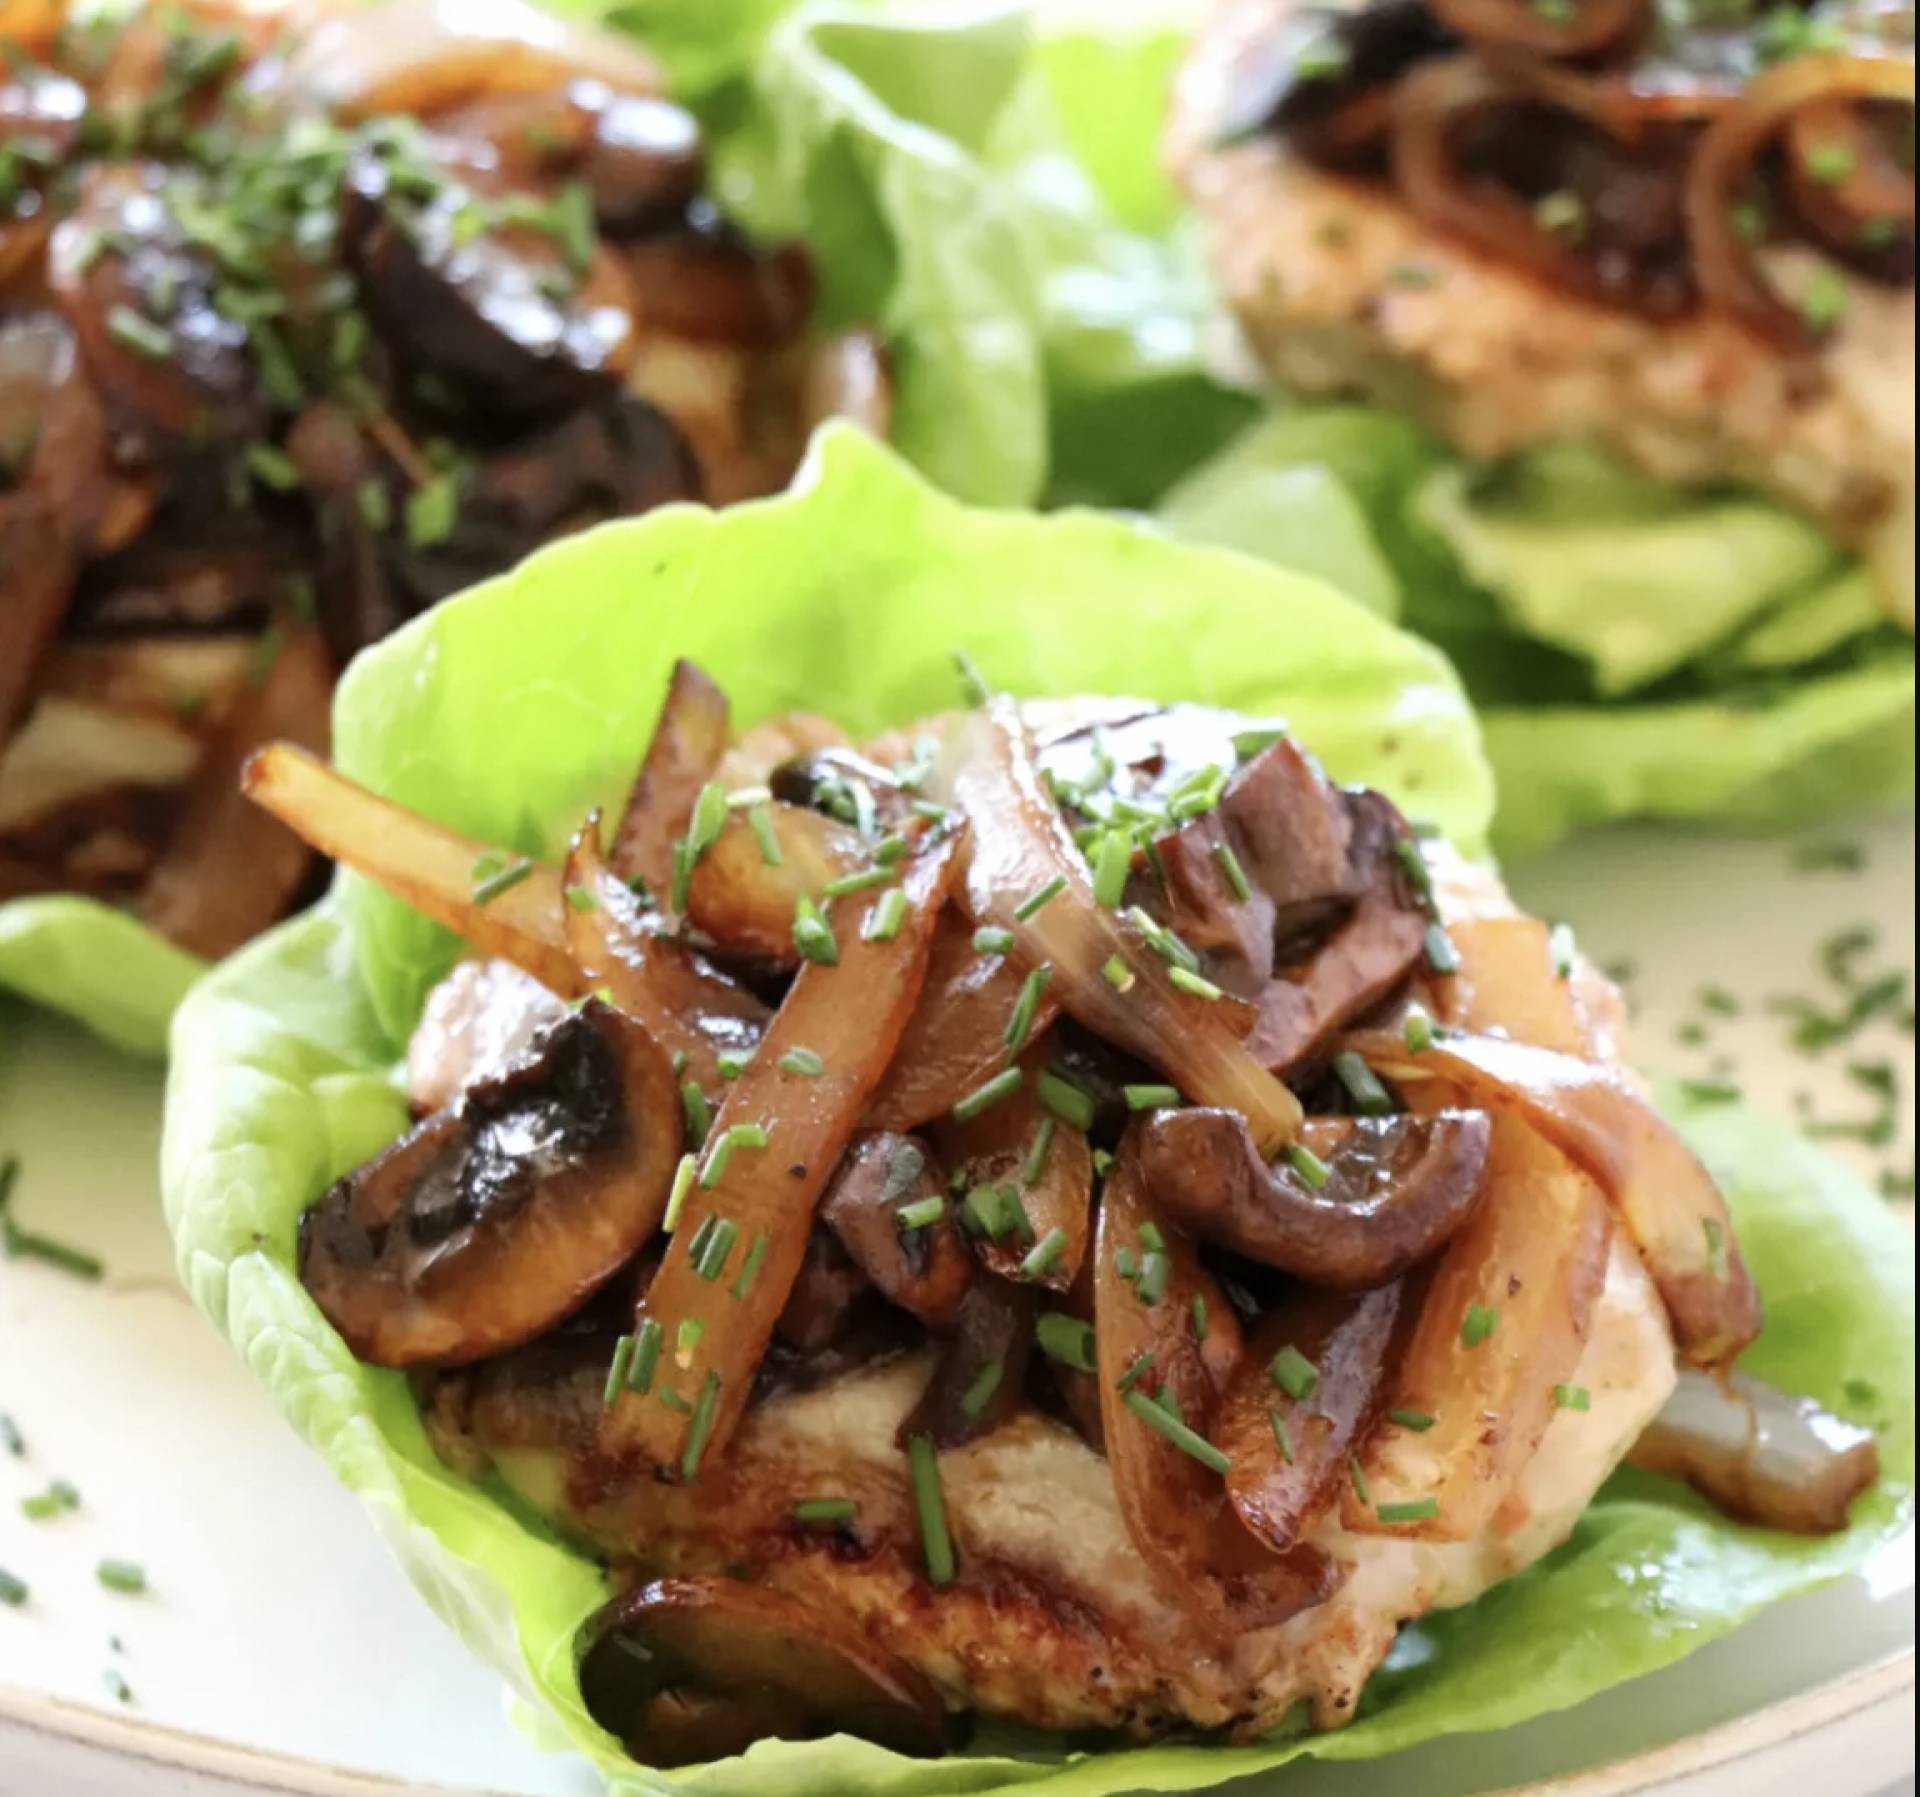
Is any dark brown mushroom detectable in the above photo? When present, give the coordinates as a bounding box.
[1245,890,1429,1073]
[900,1274,1037,1449]
[774,1226,872,1355]
[298,1000,679,1367]
[820,1132,972,1329]
[577,1578,946,1767]
[769,745,915,828]
[1138,1107,1492,1288]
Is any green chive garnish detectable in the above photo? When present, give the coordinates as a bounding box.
[1403,1007,1436,1053]
[693,1217,739,1280]
[1138,1223,1165,1252]
[863,886,909,942]
[1013,876,1066,922]
[896,1195,945,1230]
[1349,1456,1371,1505]
[793,1497,858,1526]
[680,1372,722,1481]
[1021,1119,1056,1186]
[1036,1312,1097,1373]
[1332,1052,1393,1117]
[1037,1072,1095,1130]
[953,1066,1023,1122]
[748,803,783,868]
[1191,1294,1209,1341]
[951,648,992,707]
[791,896,839,965]
[680,1082,712,1150]
[1124,1389,1231,1474]
[1101,954,1136,992]
[1090,832,1132,908]
[1461,1303,1498,1348]
[960,1358,1005,1420]
[1003,964,1053,1058]
[563,883,599,913]
[715,1050,753,1081]
[1211,841,1253,902]
[1287,1144,1332,1189]
[663,1155,696,1231]
[1134,1250,1170,1305]
[973,926,1015,956]
[1117,1351,1154,1393]
[1424,922,1461,975]
[1020,1227,1068,1280]
[1376,1497,1439,1524]
[907,1433,955,1585]
[470,852,533,906]
[1553,1383,1591,1411]
[730,1234,769,1299]
[0,1569,25,1607]
[1550,921,1577,981]
[97,1559,146,1596]
[676,1317,704,1357]
[1389,1407,1436,1432]
[629,1319,663,1393]
[1167,967,1222,1002]
[1124,1084,1182,1112]
[1270,1411,1295,1463]
[778,1047,824,1079]
[824,866,895,898]
[20,1480,79,1521]
[700,1123,769,1188]
[1270,1345,1318,1402]
[107,305,172,360]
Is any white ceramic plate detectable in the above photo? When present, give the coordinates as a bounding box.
[0,813,1911,1797]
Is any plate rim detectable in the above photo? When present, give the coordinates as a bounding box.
[1,1645,1911,1796]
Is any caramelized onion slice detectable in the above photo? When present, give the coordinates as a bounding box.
[578,1578,944,1767]
[1346,1111,1613,1538]
[608,659,729,901]
[243,743,579,996]
[1688,54,1916,344]
[1094,1135,1334,1627]
[935,703,1303,1152]
[563,815,768,1089]
[602,832,959,1474]
[1217,1283,1405,1555]
[683,801,867,967]
[1140,1106,1491,1288]
[1628,1368,1880,1535]
[300,1000,679,1367]
[1346,1029,1761,1367]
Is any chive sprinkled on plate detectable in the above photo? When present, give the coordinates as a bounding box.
[629,1320,663,1394]
[1269,1345,1318,1402]
[1014,875,1067,922]
[824,867,895,899]
[1461,1303,1498,1348]
[1376,1497,1439,1525]
[20,1480,79,1521]
[1553,1384,1591,1411]
[1124,1084,1182,1112]
[960,1359,1005,1420]
[1270,1412,1295,1463]
[907,1433,955,1584]
[1020,1228,1068,1281]
[469,851,532,906]
[1168,966,1223,1002]
[778,1047,824,1078]
[1003,964,1053,1058]
[1212,842,1252,902]
[1124,1389,1231,1474]
[1332,1052,1392,1117]
[953,1067,1023,1122]
[0,1569,26,1607]
[1021,1118,1056,1185]
[1037,1070,1096,1130]
[679,1083,712,1150]
[699,1123,769,1189]
[1116,1351,1154,1393]
[680,1372,722,1481]
[663,1155,696,1232]
[1286,1143,1331,1190]
[1424,922,1461,976]
[1037,1312,1097,1372]
[863,887,909,942]
[0,1413,21,1458]
[1101,954,1136,992]
[974,926,1015,956]
[1403,1007,1436,1054]
[1389,1407,1436,1432]
[793,1497,858,1526]
[1349,1456,1371,1505]
[791,895,839,965]
[896,1195,945,1230]
[747,803,783,868]
[97,1559,147,1596]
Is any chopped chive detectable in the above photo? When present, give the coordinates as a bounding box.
[791,897,839,966]
[1021,1119,1057,1186]
[1003,963,1054,1059]
[960,1358,1005,1420]
[1270,1411,1295,1463]
[563,883,599,913]
[470,853,533,906]
[679,1371,722,1481]
[1124,1389,1231,1473]
[1090,831,1133,908]
[1461,1303,1498,1348]
[97,1559,146,1596]
[1394,837,1437,908]
[730,1234,769,1299]
[1389,1407,1436,1432]
[1124,1084,1183,1112]
[0,1569,25,1607]
[1286,1144,1332,1190]
[0,1414,20,1457]
[1403,1007,1436,1053]
[778,1047,825,1078]
[629,1319,664,1393]
[896,1195,945,1230]
[106,305,173,359]
[1020,1228,1068,1281]
[1135,1250,1170,1305]
[1036,1312,1097,1373]
[1092,1148,1115,1178]
[726,785,773,809]
[1376,1497,1440,1524]
[715,1050,753,1081]
[747,803,783,868]
[907,1433,955,1584]
[1138,1223,1165,1252]
[1117,1351,1155,1393]
[793,1497,858,1526]
[1014,876,1067,922]
[973,926,1015,956]
[824,866,895,899]
[1114,1247,1138,1279]
[1349,1456,1371,1506]
[863,886,909,942]
[245,442,300,492]
[1553,1383,1591,1412]
[404,475,459,550]
[1101,954,1136,992]
[911,800,950,823]
[20,1480,79,1521]
[700,1123,769,1189]
[1036,1070,1096,1130]
[658,1389,693,1414]
[680,1082,712,1150]
[686,1214,717,1267]
[1168,966,1222,1002]
[1232,726,1286,761]
[1269,1345,1319,1402]
[1332,1052,1393,1117]
[873,833,911,867]
[1799,265,1849,333]
[693,1217,739,1280]
[1424,922,1461,975]
[1191,1294,1209,1341]
[952,1066,1023,1122]
[676,1317,704,1358]
[1212,842,1253,902]
[663,1155,696,1231]
[951,648,992,707]
[1549,921,1578,981]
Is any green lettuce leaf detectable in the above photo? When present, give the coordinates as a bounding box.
[0,896,204,1058]
[162,428,1910,1796]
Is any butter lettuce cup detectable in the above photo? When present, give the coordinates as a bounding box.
[161,427,1913,1795]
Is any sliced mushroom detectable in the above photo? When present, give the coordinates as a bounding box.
[820,1132,971,1328]
[577,1578,945,1768]
[1140,1107,1492,1289]
[768,745,914,829]
[901,1273,1036,1449]
[1245,892,1428,1074]
[1628,1369,1880,1536]
[774,1226,872,1354]
[298,999,679,1367]
[609,658,729,899]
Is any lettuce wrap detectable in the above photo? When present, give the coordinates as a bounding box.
[161,427,1914,1796]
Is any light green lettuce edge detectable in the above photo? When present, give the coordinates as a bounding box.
[162,427,1911,1796]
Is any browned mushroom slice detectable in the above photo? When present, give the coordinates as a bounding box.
[138,626,333,960]
[577,1578,945,1768]
[901,1273,1037,1449]
[408,959,569,1116]
[682,800,866,965]
[341,147,636,417]
[773,1226,872,1354]
[865,913,1062,1130]
[769,745,916,831]
[1246,892,1428,1074]
[820,1132,971,1328]
[1034,701,1275,819]
[298,1000,679,1367]
[620,213,813,347]
[563,816,769,1089]
[1628,1369,1880,1536]
[1139,1108,1491,1289]
[1216,1284,1405,1556]
[608,659,729,898]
